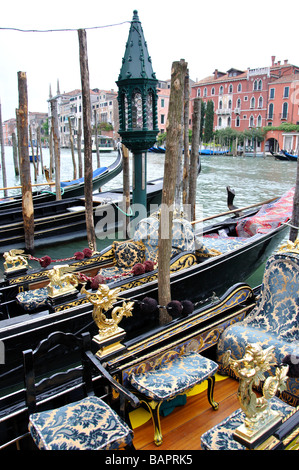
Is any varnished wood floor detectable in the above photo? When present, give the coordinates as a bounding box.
[132,376,240,450]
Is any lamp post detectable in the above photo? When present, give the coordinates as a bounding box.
[116,10,159,213]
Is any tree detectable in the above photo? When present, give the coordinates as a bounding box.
[200,100,206,140]
[204,100,214,143]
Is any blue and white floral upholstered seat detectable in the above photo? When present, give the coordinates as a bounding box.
[28,396,134,450]
[126,350,219,446]
[129,351,218,401]
[217,248,299,404]
[201,397,294,450]
[24,331,138,451]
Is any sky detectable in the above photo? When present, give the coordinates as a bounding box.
[1,0,298,122]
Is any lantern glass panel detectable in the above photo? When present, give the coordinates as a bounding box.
[132,90,143,129]
[123,94,128,131]
[146,92,154,130]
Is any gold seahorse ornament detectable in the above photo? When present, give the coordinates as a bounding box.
[81,284,134,338]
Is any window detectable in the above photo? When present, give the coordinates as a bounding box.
[258,96,263,108]
[257,115,262,127]
[250,97,255,108]
[228,99,232,109]
[218,116,222,126]
[204,87,207,97]
[258,79,262,90]
[282,102,288,119]
[244,96,248,101]
[237,83,242,92]
[227,116,231,127]
[283,86,289,98]
[228,84,233,93]
[269,88,275,99]
[161,114,165,124]
[249,115,254,127]
[268,103,274,119]
[219,100,223,109]
[161,98,165,108]
[211,87,215,95]
[197,88,201,97]
[219,85,223,95]
[253,80,258,91]
[237,98,241,108]
[236,116,240,127]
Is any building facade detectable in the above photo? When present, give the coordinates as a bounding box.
[2,113,48,146]
[191,56,299,152]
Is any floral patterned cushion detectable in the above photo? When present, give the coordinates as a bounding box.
[98,265,132,280]
[236,187,294,238]
[201,397,293,450]
[16,287,50,312]
[217,251,299,402]
[28,396,133,450]
[128,352,218,401]
[201,234,252,254]
[113,241,145,268]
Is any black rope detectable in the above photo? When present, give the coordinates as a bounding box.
[0,21,130,33]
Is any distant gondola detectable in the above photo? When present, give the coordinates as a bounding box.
[0,148,123,211]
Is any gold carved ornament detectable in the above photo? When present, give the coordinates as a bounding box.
[80,284,134,339]
[46,265,79,297]
[223,343,289,443]
[3,249,29,272]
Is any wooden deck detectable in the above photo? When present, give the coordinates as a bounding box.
[131,375,240,450]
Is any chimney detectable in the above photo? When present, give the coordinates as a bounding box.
[278,61,281,65]
[214,69,218,79]
[284,59,288,65]
[271,56,275,66]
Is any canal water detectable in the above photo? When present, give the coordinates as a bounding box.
[0,147,297,288]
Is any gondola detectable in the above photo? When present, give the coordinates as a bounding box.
[199,149,229,155]
[0,187,294,395]
[0,147,123,211]
[0,177,163,252]
[281,150,298,161]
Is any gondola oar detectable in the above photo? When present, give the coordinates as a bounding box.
[191,196,279,225]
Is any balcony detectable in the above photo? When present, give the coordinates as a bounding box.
[234,108,240,114]
[216,108,232,115]
[280,113,289,120]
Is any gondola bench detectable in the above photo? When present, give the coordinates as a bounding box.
[123,348,219,446]
[217,248,299,405]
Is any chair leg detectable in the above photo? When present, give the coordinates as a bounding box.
[207,376,219,410]
[141,399,164,446]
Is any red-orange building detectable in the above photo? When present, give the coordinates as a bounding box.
[191,56,299,153]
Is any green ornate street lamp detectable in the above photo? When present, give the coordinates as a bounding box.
[116,10,159,212]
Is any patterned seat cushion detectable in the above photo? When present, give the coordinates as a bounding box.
[217,251,299,402]
[128,352,218,401]
[28,396,133,450]
[236,187,294,237]
[201,397,293,450]
[202,234,252,253]
[113,241,145,268]
[16,287,50,312]
[98,265,132,280]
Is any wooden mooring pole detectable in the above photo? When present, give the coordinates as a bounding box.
[17,71,34,253]
[78,28,96,251]
[0,100,8,197]
[158,59,187,325]
[188,97,201,222]
[50,98,61,200]
[289,139,299,242]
